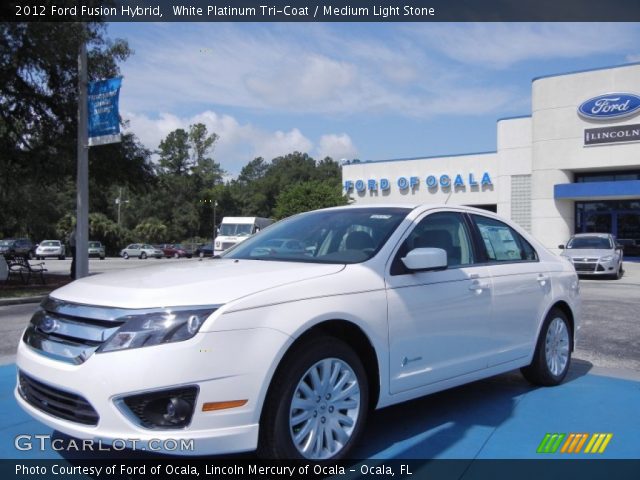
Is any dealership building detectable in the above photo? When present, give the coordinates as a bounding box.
[342,63,640,253]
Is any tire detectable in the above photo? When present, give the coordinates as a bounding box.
[123,252,129,259]
[258,336,369,460]
[521,308,572,386]
[100,256,105,260]
[174,252,179,258]
[140,252,147,259]
[615,263,623,280]
[59,255,65,260]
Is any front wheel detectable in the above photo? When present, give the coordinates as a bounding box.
[521,308,572,386]
[258,336,369,460]
[122,252,129,259]
[140,252,147,259]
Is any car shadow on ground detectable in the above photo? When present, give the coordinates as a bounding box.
[53,361,593,462]
[352,359,593,459]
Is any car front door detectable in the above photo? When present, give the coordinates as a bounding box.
[469,214,552,366]
[385,211,494,394]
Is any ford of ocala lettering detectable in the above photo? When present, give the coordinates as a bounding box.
[15,205,581,459]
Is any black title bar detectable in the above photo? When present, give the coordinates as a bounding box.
[3,0,640,22]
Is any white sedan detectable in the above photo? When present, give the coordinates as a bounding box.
[35,240,65,260]
[16,205,580,460]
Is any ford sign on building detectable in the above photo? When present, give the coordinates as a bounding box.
[342,63,640,255]
[578,93,640,120]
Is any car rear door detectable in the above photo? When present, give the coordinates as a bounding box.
[468,214,551,366]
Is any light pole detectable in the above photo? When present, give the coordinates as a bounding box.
[115,187,129,226]
[212,200,218,254]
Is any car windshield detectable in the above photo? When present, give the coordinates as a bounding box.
[567,236,612,249]
[224,207,410,264]
[220,224,253,236]
[41,241,59,246]
[89,242,101,248]
[0,240,12,246]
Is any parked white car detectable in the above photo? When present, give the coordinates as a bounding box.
[35,240,65,260]
[16,205,580,460]
[119,243,162,259]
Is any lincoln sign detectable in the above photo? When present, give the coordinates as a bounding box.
[584,123,640,146]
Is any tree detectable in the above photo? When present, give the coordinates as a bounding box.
[157,129,190,176]
[0,15,154,241]
[133,218,168,244]
[274,181,349,219]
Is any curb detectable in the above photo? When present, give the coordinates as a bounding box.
[0,296,45,307]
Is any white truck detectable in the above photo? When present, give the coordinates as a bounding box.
[214,217,274,254]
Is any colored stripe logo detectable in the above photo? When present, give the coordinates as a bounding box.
[537,433,613,454]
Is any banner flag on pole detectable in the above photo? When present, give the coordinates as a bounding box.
[87,77,122,146]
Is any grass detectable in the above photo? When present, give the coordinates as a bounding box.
[0,274,71,299]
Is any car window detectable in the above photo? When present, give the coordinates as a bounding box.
[391,212,475,275]
[225,208,410,264]
[472,215,538,262]
[567,236,612,249]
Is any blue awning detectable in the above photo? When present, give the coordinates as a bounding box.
[554,180,640,200]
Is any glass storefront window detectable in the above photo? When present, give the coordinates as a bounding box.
[575,171,640,183]
[575,201,640,256]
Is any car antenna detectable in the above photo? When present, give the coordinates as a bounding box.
[444,190,453,204]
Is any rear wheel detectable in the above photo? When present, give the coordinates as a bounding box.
[258,336,368,460]
[521,308,572,386]
[174,252,180,258]
[123,252,129,259]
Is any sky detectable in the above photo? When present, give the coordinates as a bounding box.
[107,22,640,177]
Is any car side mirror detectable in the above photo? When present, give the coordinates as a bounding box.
[401,248,447,272]
[558,244,565,249]
[616,244,623,250]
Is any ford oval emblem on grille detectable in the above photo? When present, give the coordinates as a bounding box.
[40,317,58,334]
[578,93,640,120]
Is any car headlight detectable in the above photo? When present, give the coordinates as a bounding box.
[600,255,613,262]
[99,307,216,353]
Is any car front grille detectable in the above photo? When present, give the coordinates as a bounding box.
[22,298,125,365]
[573,262,596,273]
[221,242,235,250]
[18,371,99,425]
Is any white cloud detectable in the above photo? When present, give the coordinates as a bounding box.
[115,23,533,118]
[123,110,355,176]
[408,23,639,68]
[316,134,358,161]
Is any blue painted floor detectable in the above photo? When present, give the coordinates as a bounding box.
[1,360,639,460]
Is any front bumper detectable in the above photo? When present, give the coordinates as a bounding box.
[15,327,290,456]
[570,260,619,276]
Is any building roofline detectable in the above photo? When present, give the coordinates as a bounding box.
[497,115,531,122]
[344,150,497,166]
[532,61,640,83]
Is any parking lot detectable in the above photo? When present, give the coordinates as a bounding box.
[0,260,639,460]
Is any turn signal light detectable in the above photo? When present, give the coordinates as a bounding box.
[202,400,248,412]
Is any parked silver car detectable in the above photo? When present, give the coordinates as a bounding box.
[120,243,163,260]
[559,233,623,279]
[35,240,66,260]
[88,241,106,260]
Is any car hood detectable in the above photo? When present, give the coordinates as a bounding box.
[50,259,345,309]
[562,248,614,258]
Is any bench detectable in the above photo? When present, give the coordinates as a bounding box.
[5,254,47,284]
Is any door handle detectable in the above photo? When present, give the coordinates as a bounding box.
[468,280,489,293]
[537,274,549,286]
